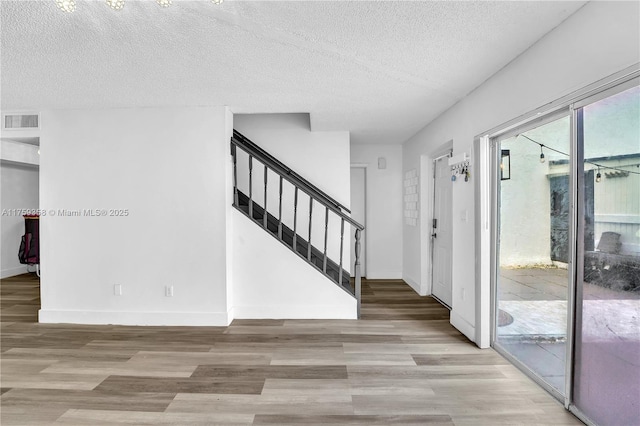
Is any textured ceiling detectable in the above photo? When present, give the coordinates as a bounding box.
[0,1,586,144]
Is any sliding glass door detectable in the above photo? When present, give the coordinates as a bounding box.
[492,75,639,425]
[573,82,640,426]
[494,114,571,397]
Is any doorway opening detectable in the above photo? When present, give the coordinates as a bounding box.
[488,74,639,425]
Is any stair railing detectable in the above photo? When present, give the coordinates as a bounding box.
[231,130,365,317]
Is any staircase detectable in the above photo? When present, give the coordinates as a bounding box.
[230,130,365,316]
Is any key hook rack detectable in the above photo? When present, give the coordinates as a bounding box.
[448,152,471,182]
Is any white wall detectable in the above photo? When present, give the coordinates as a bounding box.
[402,1,640,345]
[39,106,233,326]
[232,208,356,319]
[231,113,357,318]
[499,118,570,267]
[1,161,39,278]
[350,144,403,279]
[234,114,351,205]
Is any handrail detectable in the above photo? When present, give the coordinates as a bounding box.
[232,130,354,215]
[231,131,364,231]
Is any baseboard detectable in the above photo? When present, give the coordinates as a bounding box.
[450,310,476,345]
[233,305,356,320]
[38,309,233,326]
[366,269,402,280]
[226,306,235,324]
[1,265,28,279]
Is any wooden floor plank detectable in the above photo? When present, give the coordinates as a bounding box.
[0,274,582,425]
[55,408,255,425]
[94,375,266,395]
[253,414,455,425]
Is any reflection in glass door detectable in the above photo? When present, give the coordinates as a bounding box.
[494,115,571,396]
[573,83,640,426]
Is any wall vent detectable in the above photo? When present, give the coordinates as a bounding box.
[2,113,39,130]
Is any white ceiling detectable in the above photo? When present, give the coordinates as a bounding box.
[0,1,586,145]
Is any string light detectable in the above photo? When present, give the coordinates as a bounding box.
[517,134,640,175]
[157,0,172,8]
[596,167,602,183]
[539,145,545,163]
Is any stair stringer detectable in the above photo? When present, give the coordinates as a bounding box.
[231,208,357,319]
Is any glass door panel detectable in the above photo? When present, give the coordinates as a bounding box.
[495,115,570,395]
[573,84,640,426]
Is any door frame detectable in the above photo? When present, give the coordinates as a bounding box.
[418,141,453,297]
[473,64,639,421]
[430,151,454,308]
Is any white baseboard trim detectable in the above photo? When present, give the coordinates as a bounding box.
[366,270,403,280]
[450,310,476,345]
[226,306,235,324]
[233,305,356,320]
[1,266,29,279]
[38,309,232,326]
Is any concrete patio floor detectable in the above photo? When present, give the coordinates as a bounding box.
[494,266,640,395]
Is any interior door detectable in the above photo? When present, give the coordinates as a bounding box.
[432,156,452,307]
[350,167,366,276]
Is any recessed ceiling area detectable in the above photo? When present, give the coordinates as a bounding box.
[0,1,587,144]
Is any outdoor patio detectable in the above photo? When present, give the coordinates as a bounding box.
[495,266,640,394]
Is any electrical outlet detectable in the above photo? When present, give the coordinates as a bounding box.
[165,285,174,297]
[114,284,122,296]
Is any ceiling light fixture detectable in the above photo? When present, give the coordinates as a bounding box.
[106,0,125,11]
[55,0,76,13]
[56,0,224,13]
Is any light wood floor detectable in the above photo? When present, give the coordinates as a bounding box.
[1,274,581,425]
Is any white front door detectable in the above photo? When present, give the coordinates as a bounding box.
[431,156,452,307]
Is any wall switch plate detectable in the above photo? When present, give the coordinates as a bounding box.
[165,285,174,297]
[114,284,122,296]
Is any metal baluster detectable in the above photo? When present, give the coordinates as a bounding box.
[263,165,268,229]
[355,228,362,318]
[293,187,298,252]
[338,219,345,286]
[278,176,283,240]
[248,155,253,219]
[323,207,329,273]
[231,143,238,206]
[307,198,313,261]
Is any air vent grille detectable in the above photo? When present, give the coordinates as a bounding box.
[3,114,39,129]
